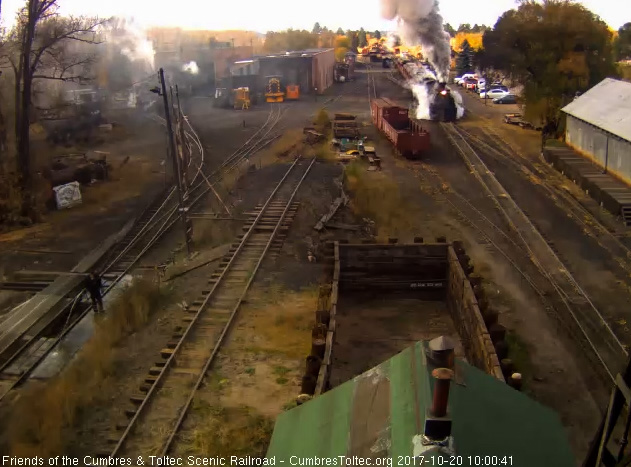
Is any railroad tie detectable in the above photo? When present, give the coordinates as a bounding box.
[144,375,158,385]
[115,422,128,431]
[160,348,175,359]
[129,394,146,405]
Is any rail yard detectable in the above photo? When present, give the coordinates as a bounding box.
[0,4,631,465]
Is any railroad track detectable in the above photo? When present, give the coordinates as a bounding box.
[107,156,315,458]
[0,103,286,402]
[367,64,378,101]
[463,123,631,276]
[440,122,628,383]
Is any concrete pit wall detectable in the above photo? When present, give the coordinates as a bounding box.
[447,243,503,381]
[300,239,506,399]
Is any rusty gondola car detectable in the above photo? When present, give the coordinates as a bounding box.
[371,98,430,160]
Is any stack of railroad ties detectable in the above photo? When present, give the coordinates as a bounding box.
[371,97,430,159]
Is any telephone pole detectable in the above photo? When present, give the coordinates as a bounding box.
[156,68,192,256]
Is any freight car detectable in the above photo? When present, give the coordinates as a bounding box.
[371,98,430,160]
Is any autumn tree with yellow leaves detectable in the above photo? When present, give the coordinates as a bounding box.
[452,32,484,52]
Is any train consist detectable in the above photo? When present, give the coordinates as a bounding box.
[371,97,430,160]
[394,58,459,123]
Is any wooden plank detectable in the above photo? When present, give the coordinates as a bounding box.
[324,332,334,365]
[326,222,360,231]
[315,197,344,231]
[0,218,136,358]
[315,364,328,396]
[13,249,72,255]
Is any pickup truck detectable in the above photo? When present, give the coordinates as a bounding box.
[503,113,543,131]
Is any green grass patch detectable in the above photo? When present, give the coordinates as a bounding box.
[505,331,532,384]
[273,365,291,377]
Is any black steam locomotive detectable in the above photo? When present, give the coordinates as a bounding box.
[429,82,458,122]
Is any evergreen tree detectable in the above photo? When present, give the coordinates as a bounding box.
[358,28,368,47]
[456,39,473,75]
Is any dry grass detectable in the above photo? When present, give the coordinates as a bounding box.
[257,130,304,164]
[304,141,336,162]
[177,285,316,456]
[193,219,238,249]
[4,278,166,456]
[242,285,316,358]
[617,63,631,82]
[344,162,417,240]
[313,108,331,130]
[184,404,273,457]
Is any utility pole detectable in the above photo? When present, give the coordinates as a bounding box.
[157,68,192,256]
[175,85,190,192]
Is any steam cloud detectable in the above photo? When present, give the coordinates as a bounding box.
[381,0,464,120]
[380,0,451,82]
[182,61,199,75]
[107,18,155,71]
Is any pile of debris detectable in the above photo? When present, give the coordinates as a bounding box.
[43,152,109,188]
[303,127,325,145]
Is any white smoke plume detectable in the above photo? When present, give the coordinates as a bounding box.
[182,61,199,75]
[380,0,451,82]
[106,18,155,71]
[411,84,432,120]
[386,32,401,50]
[452,89,465,119]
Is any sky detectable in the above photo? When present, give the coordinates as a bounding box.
[1,0,629,31]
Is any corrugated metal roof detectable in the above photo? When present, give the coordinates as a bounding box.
[257,48,334,59]
[562,78,631,142]
[267,341,575,465]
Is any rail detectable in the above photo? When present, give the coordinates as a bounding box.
[0,102,284,402]
[441,122,627,382]
[109,156,316,456]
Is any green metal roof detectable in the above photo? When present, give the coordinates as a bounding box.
[267,341,575,466]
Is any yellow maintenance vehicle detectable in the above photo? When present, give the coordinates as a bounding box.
[265,76,284,103]
[232,87,250,110]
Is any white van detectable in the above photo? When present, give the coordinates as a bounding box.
[458,73,477,86]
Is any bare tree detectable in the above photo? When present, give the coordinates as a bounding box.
[4,0,105,209]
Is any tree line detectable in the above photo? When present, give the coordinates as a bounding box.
[263,23,382,54]
[451,0,630,126]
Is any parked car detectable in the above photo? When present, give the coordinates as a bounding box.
[503,112,543,130]
[464,78,478,90]
[480,88,510,99]
[493,94,517,104]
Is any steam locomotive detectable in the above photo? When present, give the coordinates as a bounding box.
[429,82,458,123]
